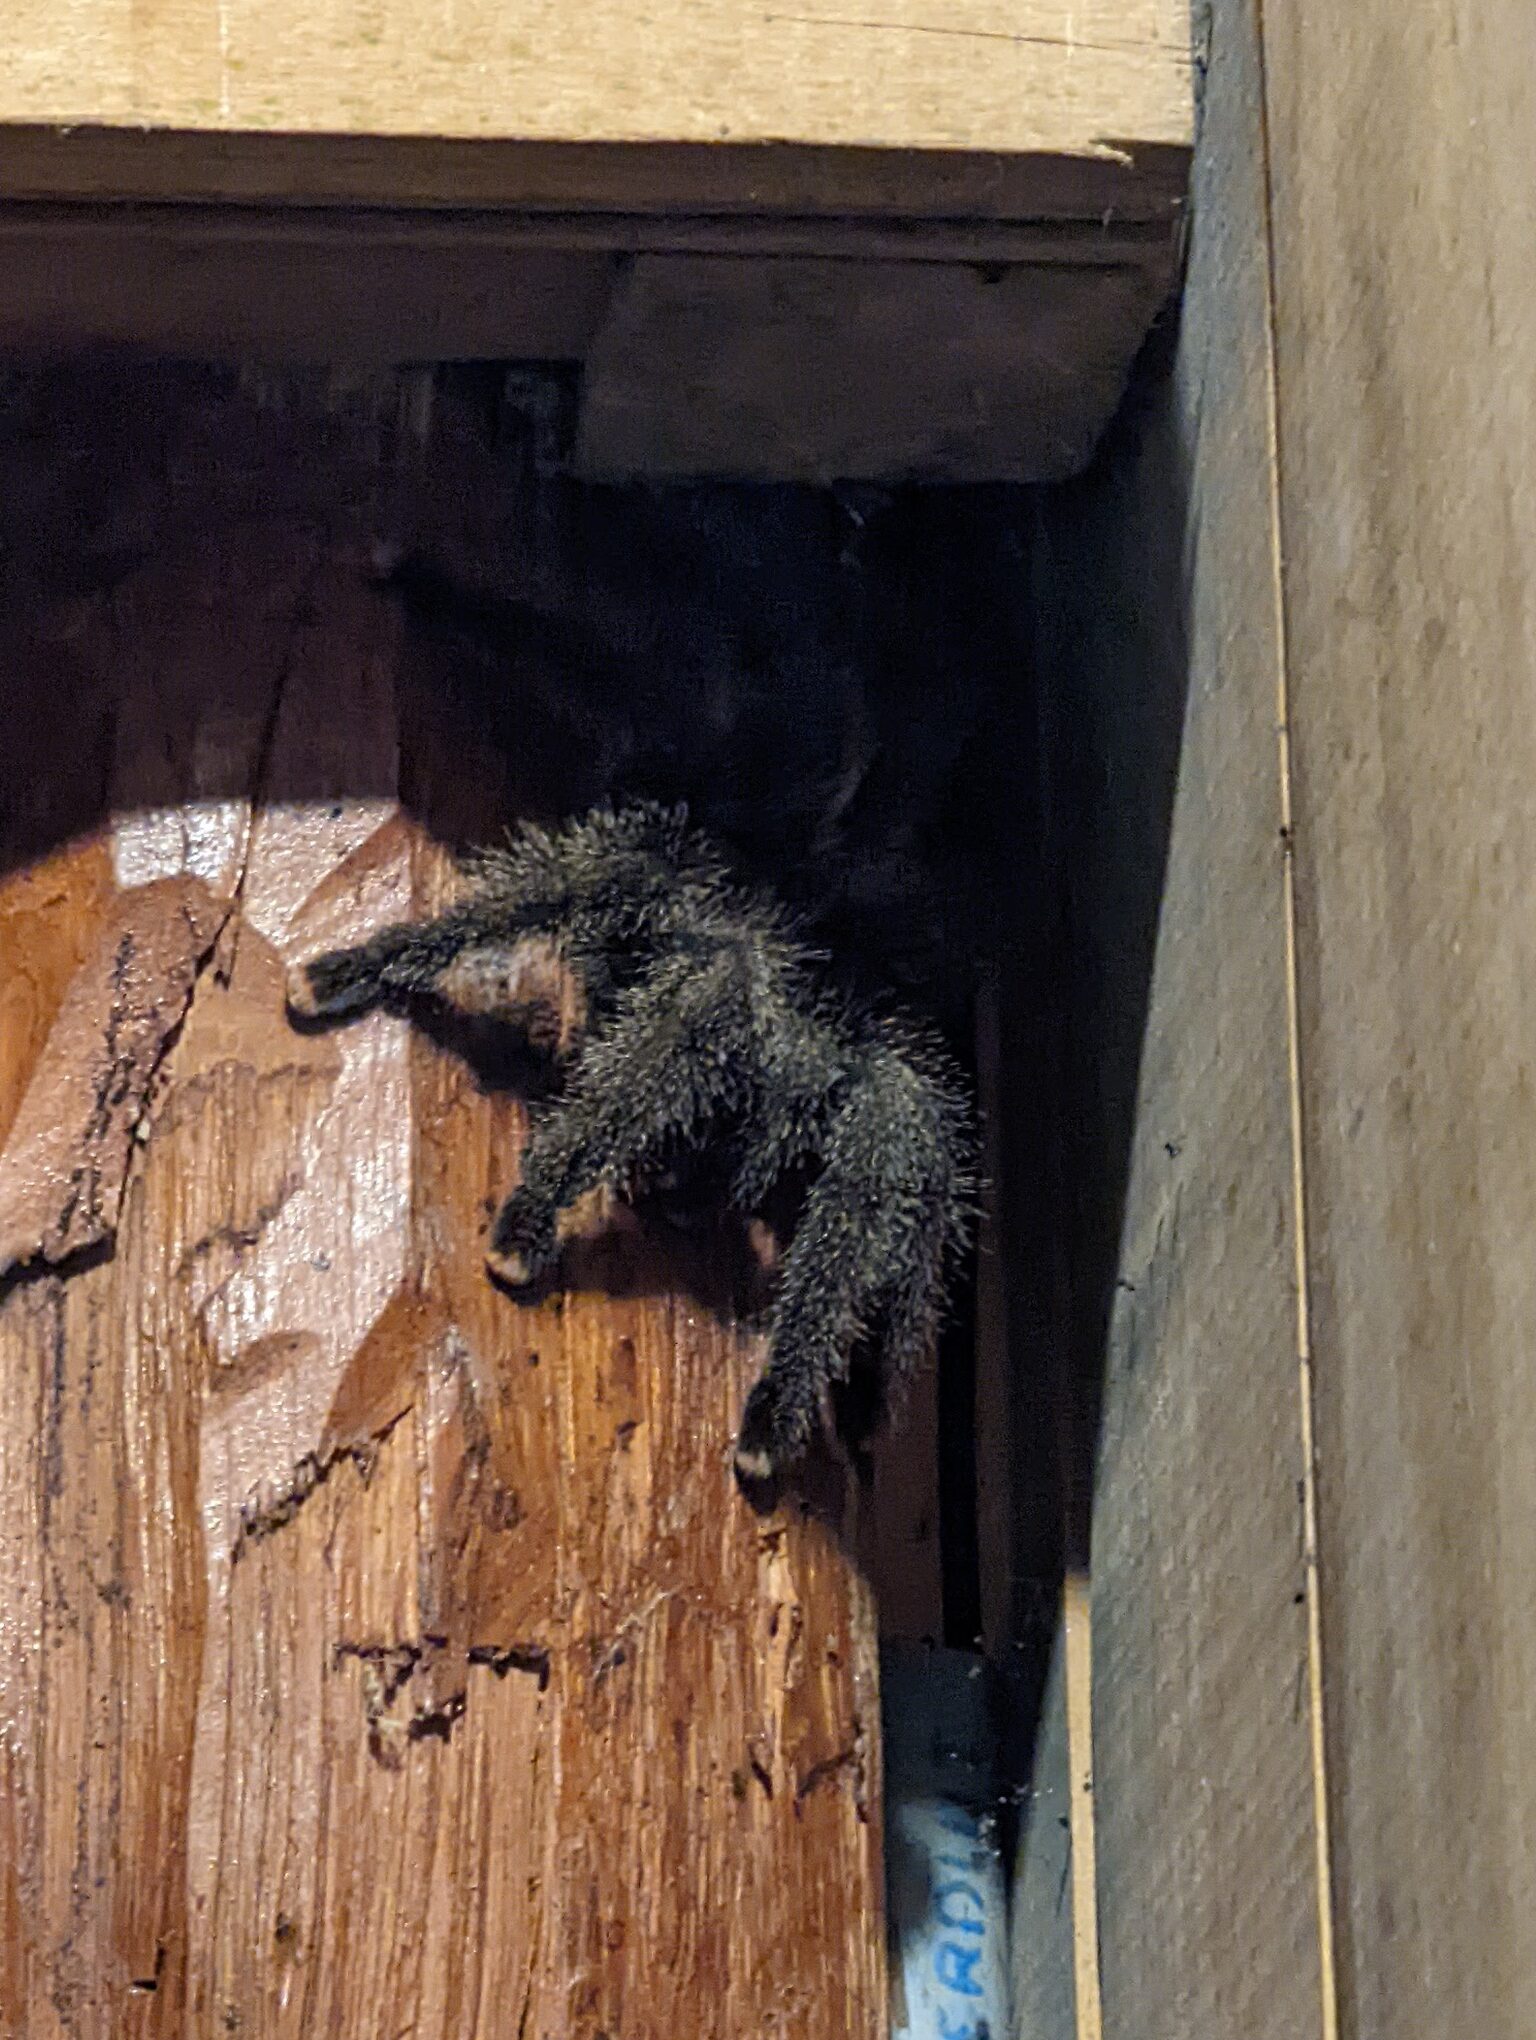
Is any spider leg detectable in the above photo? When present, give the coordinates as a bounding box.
[487,948,753,1287]
[735,1044,967,1483]
[285,915,471,1021]
[288,892,582,1030]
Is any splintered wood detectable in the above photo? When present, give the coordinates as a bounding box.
[0,414,884,2036]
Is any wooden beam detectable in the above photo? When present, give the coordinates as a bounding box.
[574,252,1172,485]
[0,214,616,360]
[0,130,1191,225]
[1038,0,1536,2027]
[0,1,1190,202]
[1263,0,1536,2030]
[0,2,1191,482]
[0,209,1180,480]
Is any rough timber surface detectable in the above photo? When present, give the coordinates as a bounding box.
[1032,0,1536,2029]
[0,2,1191,482]
[575,253,1176,486]
[1265,0,1536,2031]
[0,0,1190,204]
[0,375,885,2039]
[0,209,1185,481]
[1025,1,1326,2030]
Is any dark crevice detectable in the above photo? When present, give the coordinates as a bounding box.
[231,1408,409,1562]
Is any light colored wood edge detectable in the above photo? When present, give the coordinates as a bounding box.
[1253,9,1342,2032]
[1063,1570,1103,2040]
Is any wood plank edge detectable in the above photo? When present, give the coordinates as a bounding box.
[0,126,1192,224]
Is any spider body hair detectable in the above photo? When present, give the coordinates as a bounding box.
[287,802,976,1485]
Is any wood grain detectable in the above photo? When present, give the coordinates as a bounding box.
[575,253,1175,486]
[0,0,1189,175]
[0,389,885,2037]
[1033,0,1536,2027]
[1024,0,1328,2026]
[1263,0,1536,2030]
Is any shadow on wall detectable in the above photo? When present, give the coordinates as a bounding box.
[0,335,1200,1698]
[0,353,1035,1595]
[1000,286,1195,1901]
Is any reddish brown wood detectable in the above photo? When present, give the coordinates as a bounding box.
[0,384,886,2038]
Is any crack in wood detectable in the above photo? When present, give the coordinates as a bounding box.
[794,1741,862,1809]
[334,1635,552,1766]
[230,1406,410,1561]
[764,11,1194,64]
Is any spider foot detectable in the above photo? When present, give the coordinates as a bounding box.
[485,1243,544,1291]
[286,949,383,1023]
[734,1370,814,1487]
[487,1190,560,1293]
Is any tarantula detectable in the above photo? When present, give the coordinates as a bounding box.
[286,803,975,1485]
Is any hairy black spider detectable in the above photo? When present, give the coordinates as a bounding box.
[287,802,975,1486]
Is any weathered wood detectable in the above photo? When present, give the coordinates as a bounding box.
[0,216,616,362]
[0,211,1181,482]
[1035,0,1536,2027]
[0,386,886,2037]
[1009,1616,1077,2040]
[1025,1,1329,2029]
[0,135,1191,227]
[1263,1,1536,2031]
[0,1,1189,195]
[574,253,1175,486]
[0,2,1191,482]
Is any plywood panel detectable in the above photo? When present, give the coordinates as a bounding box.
[1027,0,1327,2027]
[0,379,885,2038]
[1262,0,1536,2029]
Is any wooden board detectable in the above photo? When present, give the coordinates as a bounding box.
[1024,0,1329,2026]
[575,252,1174,486]
[1262,0,1536,2030]
[1034,0,1536,2027]
[1009,1617,1079,2040]
[0,0,1191,483]
[0,214,617,361]
[0,210,1182,481]
[0,381,886,2038]
[0,135,1190,226]
[0,1,1189,205]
